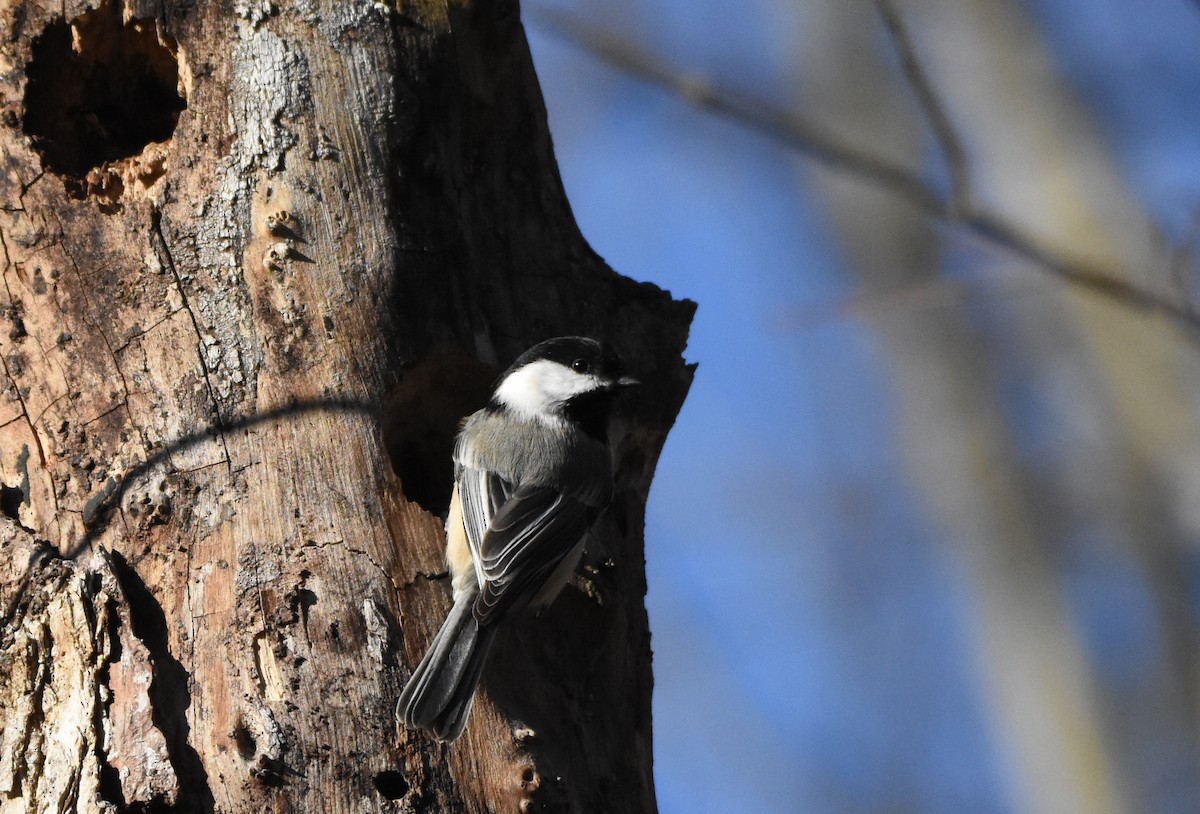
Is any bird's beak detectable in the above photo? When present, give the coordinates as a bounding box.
[614,376,640,389]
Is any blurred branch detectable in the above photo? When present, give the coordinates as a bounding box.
[527,5,943,215]
[525,5,1200,339]
[1168,211,1200,306]
[875,0,969,212]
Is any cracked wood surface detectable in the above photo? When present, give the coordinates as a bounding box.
[0,0,694,812]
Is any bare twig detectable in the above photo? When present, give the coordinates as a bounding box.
[965,210,1197,322]
[525,5,1200,338]
[527,5,944,217]
[875,0,970,212]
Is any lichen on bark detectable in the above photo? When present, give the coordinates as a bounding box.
[0,1,693,811]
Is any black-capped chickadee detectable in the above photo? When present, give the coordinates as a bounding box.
[398,336,637,742]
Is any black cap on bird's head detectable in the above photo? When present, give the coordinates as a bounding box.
[491,336,637,435]
[508,336,633,385]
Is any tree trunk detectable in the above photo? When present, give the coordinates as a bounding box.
[0,1,694,812]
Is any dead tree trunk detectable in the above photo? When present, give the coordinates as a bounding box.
[0,1,694,811]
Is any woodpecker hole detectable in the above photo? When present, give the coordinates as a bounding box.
[22,1,185,203]
[381,350,496,516]
[0,484,23,522]
[232,721,257,760]
[372,770,410,800]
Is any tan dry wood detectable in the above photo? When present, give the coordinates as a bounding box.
[0,0,694,811]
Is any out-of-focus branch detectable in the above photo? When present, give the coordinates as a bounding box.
[875,0,969,212]
[1168,211,1200,306]
[525,5,1200,339]
[527,5,944,217]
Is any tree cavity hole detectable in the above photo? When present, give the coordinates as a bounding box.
[22,1,186,199]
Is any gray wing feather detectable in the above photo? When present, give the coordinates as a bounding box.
[397,593,497,742]
[456,465,594,626]
[457,466,514,587]
[475,483,595,625]
[399,429,604,741]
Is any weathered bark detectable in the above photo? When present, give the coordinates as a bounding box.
[0,1,694,812]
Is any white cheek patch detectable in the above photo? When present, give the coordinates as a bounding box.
[495,359,602,420]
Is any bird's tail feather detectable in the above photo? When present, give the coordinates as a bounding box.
[398,594,495,742]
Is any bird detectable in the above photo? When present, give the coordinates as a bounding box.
[398,336,637,742]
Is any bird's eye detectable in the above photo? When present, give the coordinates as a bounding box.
[571,359,590,374]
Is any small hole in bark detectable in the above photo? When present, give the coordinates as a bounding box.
[0,484,23,521]
[372,770,409,799]
[292,586,318,614]
[22,0,185,199]
[381,350,496,516]
[232,722,257,760]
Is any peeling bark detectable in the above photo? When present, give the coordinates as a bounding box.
[0,0,693,811]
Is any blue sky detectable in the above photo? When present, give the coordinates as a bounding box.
[525,2,1200,812]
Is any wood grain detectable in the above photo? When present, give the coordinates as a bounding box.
[0,0,693,811]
